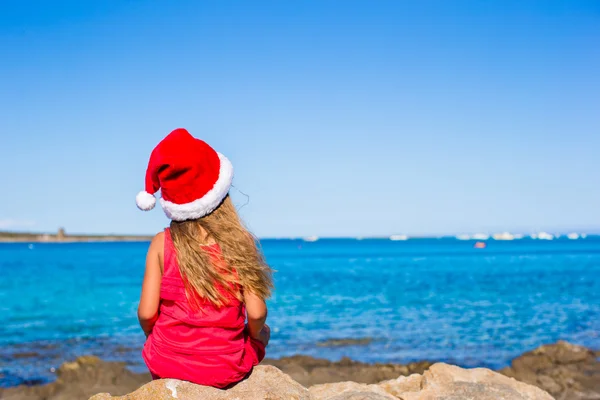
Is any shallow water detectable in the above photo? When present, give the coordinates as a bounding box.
[1,237,599,386]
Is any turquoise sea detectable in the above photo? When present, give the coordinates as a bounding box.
[1,237,599,387]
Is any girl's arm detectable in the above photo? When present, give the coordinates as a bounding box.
[244,290,269,343]
[138,233,163,337]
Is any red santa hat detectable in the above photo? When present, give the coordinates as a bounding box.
[136,128,233,221]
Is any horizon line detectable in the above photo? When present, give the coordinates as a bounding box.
[2,229,599,241]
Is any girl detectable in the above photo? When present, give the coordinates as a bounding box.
[135,128,273,388]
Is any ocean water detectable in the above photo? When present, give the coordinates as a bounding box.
[0,237,599,387]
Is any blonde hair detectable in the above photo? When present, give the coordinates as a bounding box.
[169,195,273,308]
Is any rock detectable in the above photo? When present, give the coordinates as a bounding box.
[3,341,596,400]
[89,365,309,400]
[378,363,553,400]
[378,374,423,397]
[12,352,41,359]
[309,381,397,400]
[500,340,600,400]
[0,356,149,400]
[317,338,374,347]
[325,395,395,400]
[310,363,553,400]
[263,355,433,387]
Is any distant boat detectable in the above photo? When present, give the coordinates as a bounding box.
[537,232,554,240]
[567,233,580,240]
[456,234,471,241]
[474,242,487,249]
[472,233,490,240]
[303,236,319,242]
[492,232,515,241]
[389,234,408,241]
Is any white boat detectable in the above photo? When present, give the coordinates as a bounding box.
[303,236,319,242]
[492,232,515,241]
[567,233,580,240]
[456,234,471,241]
[389,234,408,241]
[537,232,554,240]
[472,233,490,240]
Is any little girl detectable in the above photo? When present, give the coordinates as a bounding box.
[135,128,273,388]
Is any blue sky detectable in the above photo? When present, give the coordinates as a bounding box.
[1,1,599,237]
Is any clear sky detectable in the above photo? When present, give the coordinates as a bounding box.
[1,1,598,237]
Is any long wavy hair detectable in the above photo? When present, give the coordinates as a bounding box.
[169,195,273,308]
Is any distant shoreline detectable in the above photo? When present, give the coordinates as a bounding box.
[0,238,152,243]
[0,230,152,243]
[1,230,598,243]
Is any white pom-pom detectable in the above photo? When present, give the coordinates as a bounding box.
[136,191,156,211]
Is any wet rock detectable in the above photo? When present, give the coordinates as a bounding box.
[89,365,309,400]
[500,340,600,400]
[317,338,374,347]
[12,352,41,359]
[0,356,149,400]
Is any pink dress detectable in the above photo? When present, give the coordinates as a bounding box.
[142,229,265,388]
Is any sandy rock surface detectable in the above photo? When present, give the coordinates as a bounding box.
[89,362,553,400]
[90,365,309,400]
[384,363,553,400]
[310,381,397,400]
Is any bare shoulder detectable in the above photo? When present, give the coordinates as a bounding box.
[149,231,165,252]
[153,231,165,243]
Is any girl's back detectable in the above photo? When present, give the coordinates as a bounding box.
[142,229,265,388]
[135,128,273,388]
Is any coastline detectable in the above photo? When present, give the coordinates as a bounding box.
[0,238,151,243]
[3,230,598,243]
[0,230,152,243]
[0,341,598,399]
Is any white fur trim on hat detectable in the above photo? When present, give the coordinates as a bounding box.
[160,153,233,221]
[136,191,156,211]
